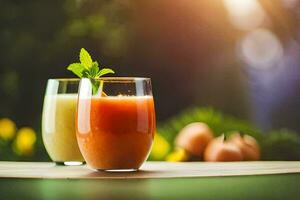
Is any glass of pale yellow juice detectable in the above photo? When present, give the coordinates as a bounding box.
[42,79,84,165]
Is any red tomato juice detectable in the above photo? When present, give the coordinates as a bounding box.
[77,95,155,170]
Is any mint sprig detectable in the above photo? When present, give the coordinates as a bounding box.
[67,48,115,94]
[67,48,115,79]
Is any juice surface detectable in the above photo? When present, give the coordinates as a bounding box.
[42,94,84,162]
[77,95,155,170]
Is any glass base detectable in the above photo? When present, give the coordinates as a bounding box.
[55,161,85,166]
[95,168,138,172]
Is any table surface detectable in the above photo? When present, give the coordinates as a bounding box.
[0,161,299,179]
[0,161,300,200]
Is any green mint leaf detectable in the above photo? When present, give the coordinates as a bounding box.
[92,61,99,68]
[66,48,116,95]
[91,79,100,95]
[90,64,100,78]
[67,63,85,77]
[82,70,91,78]
[97,68,115,77]
[79,48,93,69]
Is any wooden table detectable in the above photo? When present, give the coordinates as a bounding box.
[0,161,300,200]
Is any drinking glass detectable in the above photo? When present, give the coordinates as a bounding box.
[42,79,84,165]
[77,77,156,171]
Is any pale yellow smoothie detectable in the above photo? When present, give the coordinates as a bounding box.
[42,94,84,163]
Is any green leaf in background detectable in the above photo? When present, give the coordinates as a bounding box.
[261,129,300,160]
[67,63,85,77]
[79,48,93,69]
[98,68,115,77]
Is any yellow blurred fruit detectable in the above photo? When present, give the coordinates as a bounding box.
[149,133,171,160]
[14,127,37,156]
[0,118,16,140]
[166,148,189,162]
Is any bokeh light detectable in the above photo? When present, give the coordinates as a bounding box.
[238,28,283,70]
[223,0,266,30]
[282,0,299,8]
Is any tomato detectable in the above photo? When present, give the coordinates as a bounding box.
[175,122,214,157]
[228,133,260,161]
[204,135,243,162]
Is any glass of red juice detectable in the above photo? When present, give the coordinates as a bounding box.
[77,77,156,171]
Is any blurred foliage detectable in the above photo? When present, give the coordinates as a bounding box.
[261,129,300,160]
[0,0,130,128]
[0,0,130,161]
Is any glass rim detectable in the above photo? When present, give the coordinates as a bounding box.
[49,77,150,82]
[88,77,151,82]
[48,78,80,82]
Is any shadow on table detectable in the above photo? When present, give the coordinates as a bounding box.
[84,169,167,179]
